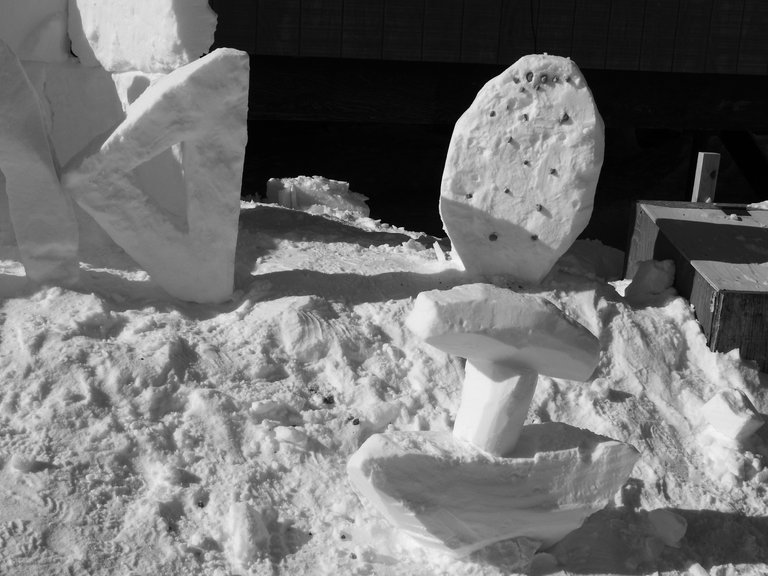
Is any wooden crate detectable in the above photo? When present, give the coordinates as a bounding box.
[625,201,768,372]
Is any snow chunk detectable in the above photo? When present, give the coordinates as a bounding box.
[347,424,639,557]
[63,48,249,303]
[68,0,217,72]
[406,283,599,380]
[625,259,676,307]
[701,388,764,441]
[440,54,604,283]
[0,40,79,284]
[266,176,370,218]
[0,0,70,62]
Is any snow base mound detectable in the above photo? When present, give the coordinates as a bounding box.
[348,423,639,557]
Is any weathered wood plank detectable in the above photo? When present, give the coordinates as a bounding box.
[255,0,301,56]
[462,0,503,64]
[209,0,257,52]
[714,293,768,371]
[606,1,645,71]
[706,0,745,73]
[423,0,463,62]
[382,0,425,61]
[738,0,768,74]
[498,0,537,64]
[691,152,721,202]
[535,0,576,59]
[673,0,714,72]
[342,0,384,59]
[300,0,343,58]
[570,0,610,69]
[640,0,679,72]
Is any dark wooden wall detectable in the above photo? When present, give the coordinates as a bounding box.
[212,0,768,75]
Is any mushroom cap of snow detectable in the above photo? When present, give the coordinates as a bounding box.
[406,283,599,381]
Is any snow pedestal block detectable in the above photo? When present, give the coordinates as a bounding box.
[440,54,604,283]
[0,39,79,284]
[348,424,640,557]
[63,48,249,303]
[68,0,218,72]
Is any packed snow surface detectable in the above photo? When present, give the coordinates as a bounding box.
[1,203,768,575]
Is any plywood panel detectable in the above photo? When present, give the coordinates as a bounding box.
[738,0,768,74]
[706,0,745,73]
[256,0,301,56]
[498,0,537,64]
[606,1,645,70]
[640,0,679,72]
[571,0,610,69]
[382,0,425,61]
[342,0,384,59]
[300,0,343,57]
[535,0,576,59]
[423,0,463,62]
[673,0,714,72]
[462,0,503,63]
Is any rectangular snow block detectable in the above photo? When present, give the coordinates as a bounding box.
[625,200,768,371]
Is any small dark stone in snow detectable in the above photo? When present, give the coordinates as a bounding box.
[197,501,206,508]
[522,113,529,121]
[507,137,514,144]
[550,168,558,175]
[350,553,358,560]
[504,188,511,194]
[322,395,335,405]
[512,76,520,83]
[352,418,360,425]
[540,74,548,83]
[523,160,530,166]
[526,71,533,82]
[489,233,498,241]
[531,234,539,241]
[340,534,347,540]
[536,204,543,211]
[465,193,473,199]
[561,112,570,123]
[489,110,496,117]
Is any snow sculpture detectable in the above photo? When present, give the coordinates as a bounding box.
[0,0,70,63]
[68,0,218,73]
[440,54,604,283]
[406,283,600,456]
[63,48,249,304]
[0,40,79,284]
[349,56,638,558]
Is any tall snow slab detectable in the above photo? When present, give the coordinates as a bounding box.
[440,54,604,283]
[0,0,70,62]
[348,425,639,557]
[63,48,249,303]
[0,40,79,283]
[68,0,217,72]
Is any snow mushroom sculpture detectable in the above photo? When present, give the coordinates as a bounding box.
[348,56,638,559]
[406,283,600,456]
[440,54,604,283]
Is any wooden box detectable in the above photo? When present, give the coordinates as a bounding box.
[625,201,768,372]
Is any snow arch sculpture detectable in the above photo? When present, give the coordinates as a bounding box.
[63,48,249,304]
[0,40,79,284]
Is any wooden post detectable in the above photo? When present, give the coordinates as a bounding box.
[691,152,720,203]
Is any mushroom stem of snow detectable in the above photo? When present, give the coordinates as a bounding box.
[453,360,538,456]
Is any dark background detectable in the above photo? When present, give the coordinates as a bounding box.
[210,0,768,248]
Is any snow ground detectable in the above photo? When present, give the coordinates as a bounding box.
[0,202,767,576]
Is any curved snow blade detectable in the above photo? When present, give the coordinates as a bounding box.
[0,39,79,284]
[63,48,249,303]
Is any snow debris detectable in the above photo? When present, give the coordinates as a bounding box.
[266,175,370,218]
[68,0,217,72]
[440,54,604,283]
[702,388,764,442]
[625,259,676,307]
